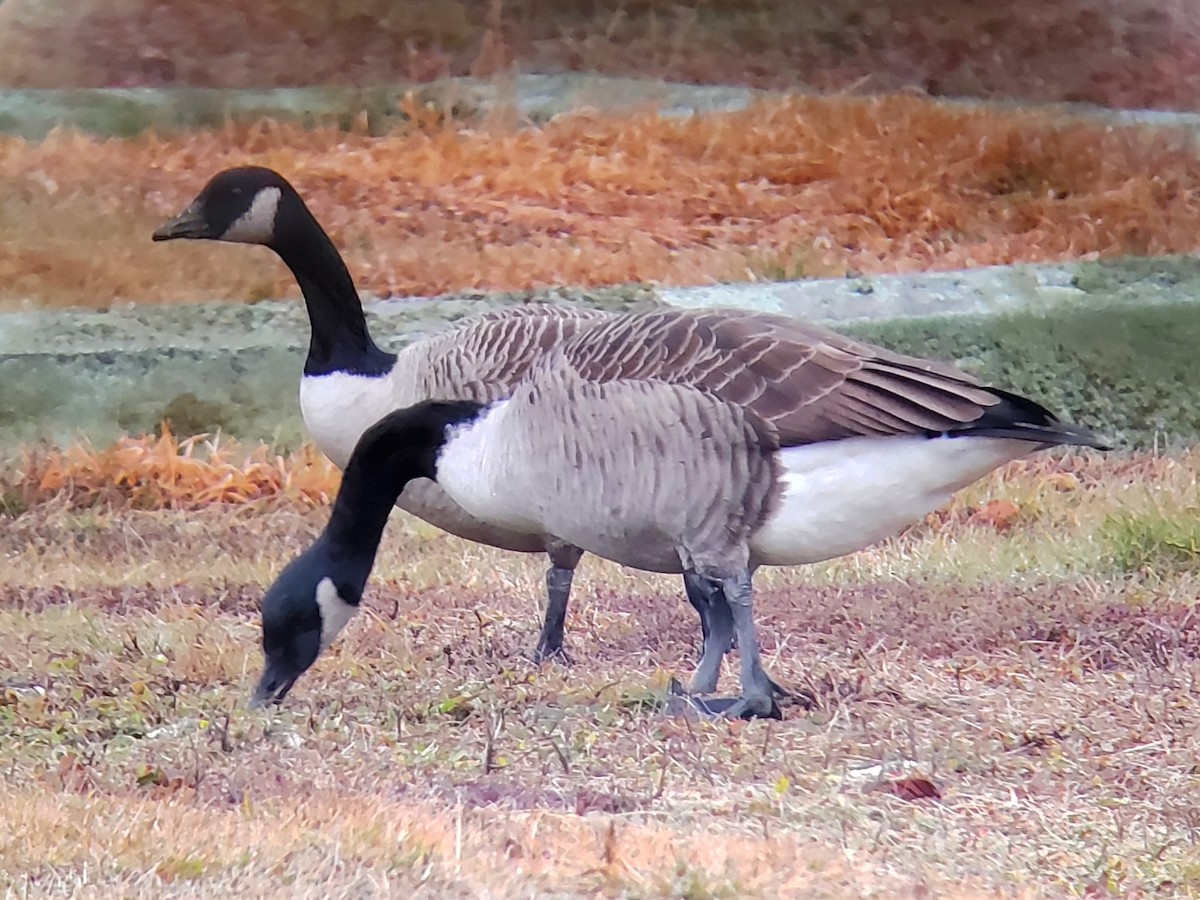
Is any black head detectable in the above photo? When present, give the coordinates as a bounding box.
[250,536,364,709]
[250,398,487,708]
[152,166,297,246]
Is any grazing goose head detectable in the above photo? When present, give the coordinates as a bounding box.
[253,536,358,707]
[251,399,483,708]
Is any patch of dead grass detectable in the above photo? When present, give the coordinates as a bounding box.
[1,96,1199,309]
[4,787,977,898]
[4,449,1200,893]
[3,496,1200,894]
[2,428,340,513]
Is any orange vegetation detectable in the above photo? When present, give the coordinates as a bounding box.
[1,95,1199,309]
[3,428,341,512]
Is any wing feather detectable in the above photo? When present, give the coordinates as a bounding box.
[411,305,613,403]
[542,308,1010,446]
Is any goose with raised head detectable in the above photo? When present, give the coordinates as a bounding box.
[151,166,730,664]
[250,307,1109,717]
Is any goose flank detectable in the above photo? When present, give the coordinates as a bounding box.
[151,166,732,665]
[252,307,1109,717]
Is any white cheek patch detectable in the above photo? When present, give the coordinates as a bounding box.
[315,576,358,650]
[221,186,281,244]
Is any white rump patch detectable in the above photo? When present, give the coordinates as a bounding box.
[221,186,281,244]
[750,434,1033,567]
[315,576,357,650]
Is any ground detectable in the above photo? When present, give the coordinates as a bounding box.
[3,445,1200,896]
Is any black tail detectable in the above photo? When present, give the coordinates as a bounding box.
[947,389,1112,450]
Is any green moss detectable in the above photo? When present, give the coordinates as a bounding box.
[842,300,1200,449]
[3,289,1200,452]
[155,392,240,437]
[1069,255,1200,295]
[1101,507,1200,575]
[70,94,159,139]
[0,487,27,518]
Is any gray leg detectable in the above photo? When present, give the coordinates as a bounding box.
[682,571,714,651]
[682,572,741,656]
[683,572,788,700]
[533,543,584,663]
[685,572,735,695]
[717,570,781,720]
[533,565,574,663]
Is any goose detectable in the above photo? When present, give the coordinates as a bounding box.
[151,166,730,664]
[250,307,1109,717]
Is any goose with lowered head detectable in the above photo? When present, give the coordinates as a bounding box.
[250,307,1109,718]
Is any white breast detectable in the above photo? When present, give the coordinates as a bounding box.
[750,435,1035,567]
[435,400,545,536]
[299,371,401,468]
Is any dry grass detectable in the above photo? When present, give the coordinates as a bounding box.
[3,448,1200,895]
[5,788,925,898]
[2,95,1199,309]
[0,0,1196,112]
[1,428,341,514]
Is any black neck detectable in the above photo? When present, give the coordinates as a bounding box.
[269,200,397,378]
[321,399,484,560]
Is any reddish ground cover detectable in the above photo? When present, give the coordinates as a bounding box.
[0,1,1197,111]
